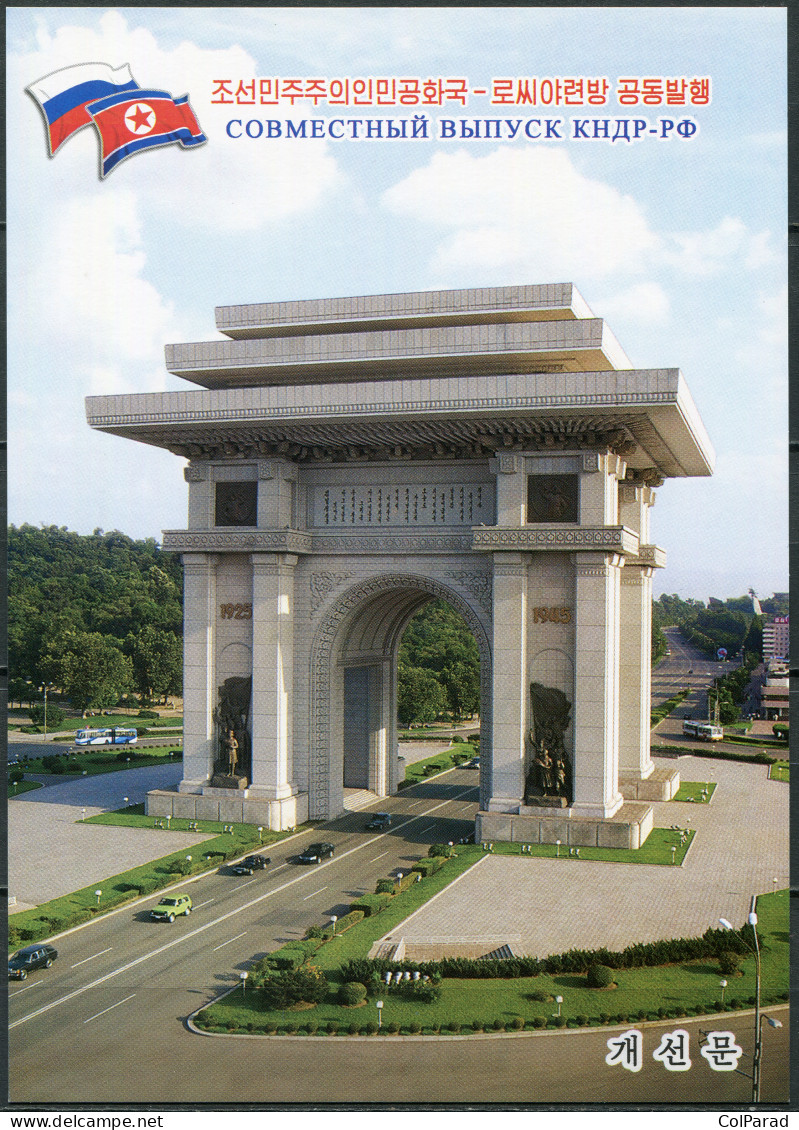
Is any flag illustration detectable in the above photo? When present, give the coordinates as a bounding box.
[27,62,139,155]
[86,88,207,177]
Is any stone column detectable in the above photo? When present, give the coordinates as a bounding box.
[487,553,528,810]
[618,485,656,780]
[179,553,217,792]
[571,552,624,818]
[248,553,298,800]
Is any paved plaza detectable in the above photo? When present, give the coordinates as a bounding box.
[377,754,789,957]
[8,764,209,912]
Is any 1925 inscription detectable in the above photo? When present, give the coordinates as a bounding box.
[220,603,252,620]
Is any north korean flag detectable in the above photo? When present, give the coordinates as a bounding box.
[86,88,206,177]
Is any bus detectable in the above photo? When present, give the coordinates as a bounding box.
[682,719,723,742]
[74,727,138,746]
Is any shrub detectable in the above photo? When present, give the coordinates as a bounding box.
[422,763,442,776]
[408,1021,422,1034]
[411,857,443,878]
[451,734,464,743]
[305,1021,318,1035]
[138,709,160,719]
[397,979,441,1004]
[529,989,550,1002]
[509,1016,524,1030]
[428,843,456,858]
[375,878,397,895]
[326,1023,339,1035]
[531,1016,546,1029]
[304,925,324,939]
[472,1019,485,1031]
[491,1018,505,1031]
[349,893,392,917]
[551,1015,567,1028]
[28,703,66,729]
[586,964,615,988]
[718,950,743,976]
[259,965,328,1009]
[387,1021,400,1034]
[338,981,367,1006]
[575,1015,589,1027]
[9,768,25,784]
[447,1021,461,1033]
[365,1021,378,1035]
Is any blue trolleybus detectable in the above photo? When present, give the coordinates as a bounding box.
[74,727,138,746]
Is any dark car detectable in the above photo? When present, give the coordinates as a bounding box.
[297,841,334,864]
[366,812,392,830]
[462,756,480,769]
[231,854,271,875]
[9,944,58,980]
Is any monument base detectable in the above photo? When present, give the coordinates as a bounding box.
[619,766,680,802]
[210,774,249,790]
[475,800,654,850]
[145,787,309,831]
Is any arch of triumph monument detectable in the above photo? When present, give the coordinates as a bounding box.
[86,283,714,848]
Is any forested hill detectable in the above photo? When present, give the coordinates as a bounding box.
[8,524,183,709]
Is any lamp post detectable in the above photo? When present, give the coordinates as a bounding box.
[556,839,561,858]
[330,915,337,936]
[376,1000,383,1029]
[258,826,264,844]
[81,808,86,822]
[720,979,728,1004]
[123,796,129,809]
[720,910,765,1102]
[240,970,248,995]
[554,995,563,1018]
[95,889,102,905]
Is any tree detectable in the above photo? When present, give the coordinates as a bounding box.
[42,631,133,716]
[126,625,182,702]
[397,664,446,726]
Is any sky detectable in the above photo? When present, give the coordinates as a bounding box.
[7,6,788,601]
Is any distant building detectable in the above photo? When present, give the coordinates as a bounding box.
[762,616,789,662]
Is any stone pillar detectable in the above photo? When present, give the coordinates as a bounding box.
[179,553,217,791]
[258,460,297,528]
[489,454,526,524]
[487,553,528,810]
[618,485,656,779]
[248,553,298,801]
[571,552,624,818]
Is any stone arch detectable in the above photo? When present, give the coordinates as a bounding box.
[218,641,252,682]
[309,572,492,818]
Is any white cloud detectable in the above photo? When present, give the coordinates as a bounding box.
[381,148,780,285]
[591,282,671,325]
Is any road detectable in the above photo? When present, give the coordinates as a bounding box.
[9,764,789,1105]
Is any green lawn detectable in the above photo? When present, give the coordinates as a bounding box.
[12,713,184,735]
[7,779,43,798]
[769,761,789,782]
[672,781,717,804]
[200,885,789,1035]
[401,743,475,785]
[10,747,182,776]
[479,828,694,865]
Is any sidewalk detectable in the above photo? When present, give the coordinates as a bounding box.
[379,755,789,958]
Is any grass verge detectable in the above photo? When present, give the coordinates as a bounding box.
[198,879,788,1035]
[672,781,716,804]
[7,779,43,798]
[9,748,183,776]
[401,743,475,786]
[769,761,789,782]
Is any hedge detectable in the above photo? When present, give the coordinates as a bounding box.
[339,926,751,982]
[349,892,392,917]
[411,856,444,878]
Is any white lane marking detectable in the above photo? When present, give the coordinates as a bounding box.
[11,784,475,1029]
[233,877,262,891]
[407,801,423,809]
[212,932,248,952]
[369,852,389,862]
[71,947,113,969]
[419,824,437,835]
[193,899,216,909]
[272,863,288,871]
[84,994,136,1024]
[302,886,328,900]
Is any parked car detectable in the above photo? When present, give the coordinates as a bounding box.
[150,893,193,922]
[297,842,334,864]
[8,944,58,980]
[366,812,392,830]
[463,756,480,769]
[231,854,271,875]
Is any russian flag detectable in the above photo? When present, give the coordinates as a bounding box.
[86,89,206,178]
[27,62,139,155]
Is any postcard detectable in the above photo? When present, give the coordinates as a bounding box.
[6,6,789,1117]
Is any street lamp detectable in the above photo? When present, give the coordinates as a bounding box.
[720,910,768,1102]
[330,915,338,936]
[123,796,129,809]
[81,808,86,822]
[95,889,102,905]
[556,839,561,858]
[258,825,264,843]
[553,995,563,1017]
[720,979,728,1004]
[376,1000,384,1029]
[240,970,248,995]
